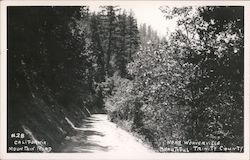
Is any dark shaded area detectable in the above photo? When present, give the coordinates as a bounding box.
[7,6,139,152]
[7,6,90,152]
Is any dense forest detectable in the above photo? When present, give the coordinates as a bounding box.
[8,6,139,152]
[8,6,243,152]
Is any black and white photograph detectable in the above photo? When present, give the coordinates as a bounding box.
[0,1,249,159]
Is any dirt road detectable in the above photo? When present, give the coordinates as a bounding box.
[61,114,154,153]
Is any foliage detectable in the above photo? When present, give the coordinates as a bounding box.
[8,6,140,151]
[8,5,243,152]
[139,23,161,49]
[106,6,244,151]
[167,6,244,146]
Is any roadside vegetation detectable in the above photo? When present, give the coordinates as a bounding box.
[103,6,244,152]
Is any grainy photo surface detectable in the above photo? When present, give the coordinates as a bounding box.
[7,5,244,153]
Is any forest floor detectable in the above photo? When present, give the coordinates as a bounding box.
[61,114,154,153]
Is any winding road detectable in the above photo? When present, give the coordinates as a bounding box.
[61,114,154,153]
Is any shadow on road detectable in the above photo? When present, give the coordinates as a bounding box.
[58,114,153,153]
[59,115,111,153]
